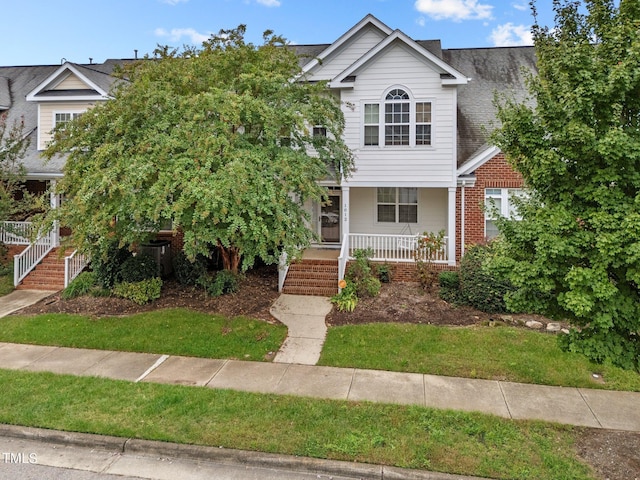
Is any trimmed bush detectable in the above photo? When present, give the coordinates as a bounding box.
[458,244,514,313]
[346,249,381,298]
[197,269,242,297]
[113,278,162,305]
[438,270,460,304]
[92,242,132,288]
[119,253,159,283]
[62,271,97,300]
[172,251,207,286]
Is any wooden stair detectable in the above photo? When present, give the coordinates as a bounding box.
[17,247,67,291]
[282,258,339,297]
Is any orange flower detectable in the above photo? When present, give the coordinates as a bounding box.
[338,279,347,289]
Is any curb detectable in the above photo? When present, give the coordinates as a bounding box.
[0,423,489,480]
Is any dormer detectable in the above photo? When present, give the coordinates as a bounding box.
[26,62,115,150]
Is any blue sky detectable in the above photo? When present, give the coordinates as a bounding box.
[1,0,558,66]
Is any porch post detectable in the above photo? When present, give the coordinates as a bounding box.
[447,186,456,266]
[49,181,60,247]
[341,186,350,242]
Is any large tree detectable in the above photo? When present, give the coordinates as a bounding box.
[0,113,31,222]
[44,27,353,273]
[490,0,640,370]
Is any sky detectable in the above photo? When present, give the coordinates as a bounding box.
[0,0,559,67]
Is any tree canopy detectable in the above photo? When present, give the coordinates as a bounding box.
[0,113,31,222]
[44,26,353,273]
[490,0,640,370]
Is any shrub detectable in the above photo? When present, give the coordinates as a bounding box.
[197,269,242,297]
[414,230,446,291]
[438,270,460,303]
[331,281,358,312]
[458,243,514,313]
[346,248,381,298]
[113,278,162,305]
[375,263,392,283]
[92,242,132,288]
[62,271,97,300]
[172,251,207,286]
[119,253,159,283]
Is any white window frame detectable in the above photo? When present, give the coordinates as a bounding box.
[376,187,418,224]
[484,188,524,239]
[53,111,83,129]
[362,87,434,148]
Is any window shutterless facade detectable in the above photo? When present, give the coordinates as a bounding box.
[377,187,418,223]
[54,112,83,129]
[364,88,432,147]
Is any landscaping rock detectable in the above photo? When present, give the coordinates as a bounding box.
[525,320,544,329]
[546,322,562,332]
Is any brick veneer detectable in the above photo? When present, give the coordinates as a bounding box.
[455,153,524,260]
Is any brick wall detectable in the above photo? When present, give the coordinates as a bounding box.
[346,260,457,283]
[455,153,523,260]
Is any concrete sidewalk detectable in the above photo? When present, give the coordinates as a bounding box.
[1,341,639,432]
[0,289,58,317]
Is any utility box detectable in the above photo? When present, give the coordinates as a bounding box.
[139,240,173,278]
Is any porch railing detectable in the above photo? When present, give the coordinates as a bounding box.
[1,221,37,245]
[64,250,89,288]
[13,228,56,286]
[338,233,449,281]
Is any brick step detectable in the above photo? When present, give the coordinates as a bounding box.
[282,285,338,297]
[284,278,337,288]
[285,270,338,280]
[288,263,338,271]
[17,281,65,290]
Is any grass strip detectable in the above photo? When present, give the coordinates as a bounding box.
[0,369,596,480]
[319,323,640,391]
[0,309,286,362]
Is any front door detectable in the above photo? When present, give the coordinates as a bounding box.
[320,192,341,243]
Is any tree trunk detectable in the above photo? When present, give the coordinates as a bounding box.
[218,241,240,274]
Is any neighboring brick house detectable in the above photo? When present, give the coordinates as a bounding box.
[1,15,536,292]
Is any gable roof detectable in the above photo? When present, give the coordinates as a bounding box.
[25,62,116,102]
[329,29,468,88]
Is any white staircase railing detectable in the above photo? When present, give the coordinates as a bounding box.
[337,233,350,284]
[13,228,56,287]
[64,250,89,288]
[1,221,36,245]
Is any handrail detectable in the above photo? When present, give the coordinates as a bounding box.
[64,250,89,288]
[14,228,55,286]
[277,251,289,292]
[337,233,349,285]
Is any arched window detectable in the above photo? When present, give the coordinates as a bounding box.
[363,88,432,147]
[384,89,410,145]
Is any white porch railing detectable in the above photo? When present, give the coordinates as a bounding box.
[1,221,37,245]
[64,250,89,288]
[338,233,449,281]
[13,228,56,286]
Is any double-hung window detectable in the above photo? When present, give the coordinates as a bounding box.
[377,187,418,223]
[485,188,524,238]
[364,89,432,147]
[54,112,83,129]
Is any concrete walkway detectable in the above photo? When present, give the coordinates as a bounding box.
[270,294,332,365]
[0,341,639,432]
[0,289,58,317]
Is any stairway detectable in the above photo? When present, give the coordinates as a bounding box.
[17,247,67,291]
[282,258,339,297]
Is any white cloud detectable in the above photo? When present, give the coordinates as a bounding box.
[512,2,528,11]
[154,27,210,45]
[489,23,533,46]
[414,0,493,21]
[160,0,188,5]
[256,0,281,6]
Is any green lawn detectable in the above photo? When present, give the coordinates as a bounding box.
[0,308,286,361]
[319,323,640,391]
[0,369,597,480]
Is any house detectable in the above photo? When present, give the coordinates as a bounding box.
[0,15,535,293]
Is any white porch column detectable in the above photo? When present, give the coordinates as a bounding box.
[447,186,456,266]
[341,186,350,242]
[49,180,60,247]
